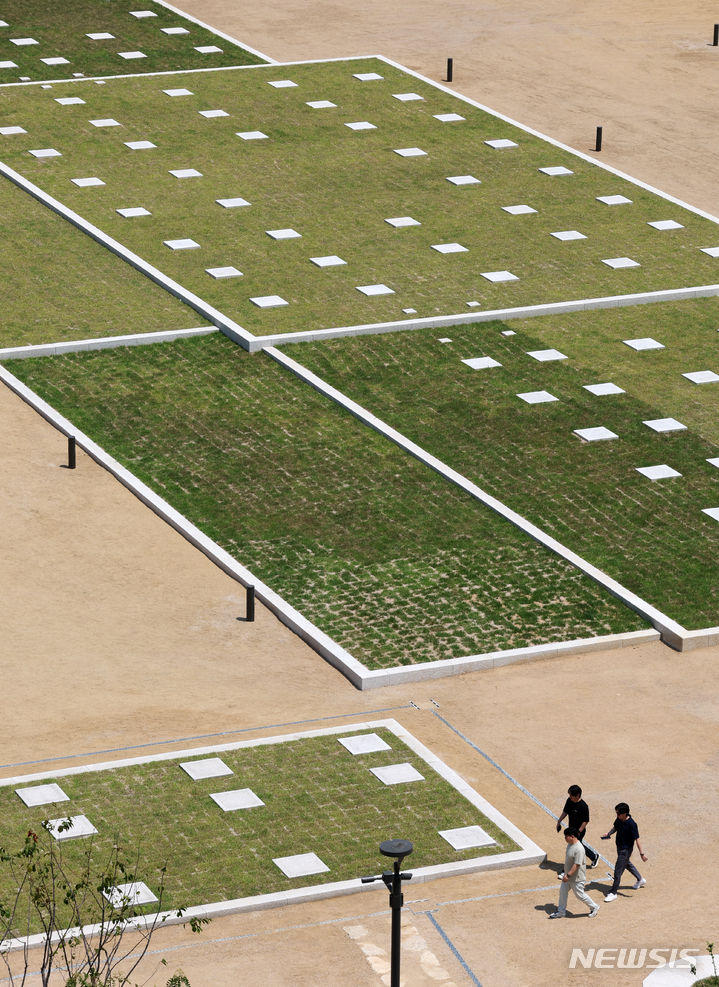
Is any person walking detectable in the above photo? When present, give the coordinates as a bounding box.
[601,802,648,902]
[549,828,600,919]
[556,784,599,867]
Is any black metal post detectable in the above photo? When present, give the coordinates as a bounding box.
[67,435,76,469]
[713,23,719,46]
[388,858,403,987]
[595,125,603,152]
[246,584,255,622]
[446,57,453,82]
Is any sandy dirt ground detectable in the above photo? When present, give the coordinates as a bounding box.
[2,2,719,985]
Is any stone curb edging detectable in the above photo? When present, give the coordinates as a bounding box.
[265,346,719,654]
[0,326,217,361]
[0,719,545,952]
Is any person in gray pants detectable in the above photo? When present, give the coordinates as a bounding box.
[549,828,600,919]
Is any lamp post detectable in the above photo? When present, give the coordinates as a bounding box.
[361,839,413,987]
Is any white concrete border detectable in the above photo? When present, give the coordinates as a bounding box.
[0,719,545,952]
[0,326,217,360]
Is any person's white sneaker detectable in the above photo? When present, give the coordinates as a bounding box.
[557,872,565,880]
[549,911,565,919]
[588,905,600,918]
[604,892,617,902]
[632,878,646,889]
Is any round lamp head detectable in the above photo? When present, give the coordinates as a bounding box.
[380,839,413,860]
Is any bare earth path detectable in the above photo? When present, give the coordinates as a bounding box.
[2,2,719,984]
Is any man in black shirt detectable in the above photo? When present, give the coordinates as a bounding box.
[602,802,648,902]
[556,784,599,867]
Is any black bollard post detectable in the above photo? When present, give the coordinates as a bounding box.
[595,125,603,152]
[446,57,453,82]
[68,435,76,469]
[246,584,255,622]
[714,23,719,45]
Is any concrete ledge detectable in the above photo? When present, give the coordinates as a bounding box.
[0,326,217,361]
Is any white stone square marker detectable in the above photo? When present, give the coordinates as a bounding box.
[708,458,719,469]
[439,825,496,850]
[700,246,719,257]
[584,382,625,396]
[703,507,719,522]
[15,783,69,807]
[432,242,468,254]
[41,57,70,65]
[161,27,189,35]
[539,166,573,176]
[501,330,516,336]
[386,216,420,228]
[200,109,229,118]
[87,32,115,40]
[439,337,452,343]
[29,148,61,158]
[393,92,423,101]
[527,348,567,361]
[517,390,558,404]
[434,112,464,122]
[636,464,682,480]
[603,256,640,269]
[597,194,632,205]
[206,266,242,278]
[130,10,157,17]
[311,255,346,267]
[237,130,268,140]
[170,168,202,178]
[485,138,517,148]
[0,20,7,26]
[462,356,502,370]
[90,118,120,127]
[370,763,425,786]
[195,45,222,53]
[250,295,288,308]
[118,51,146,59]
[180,757,233,780]
[11,38,39,45]
[551,230,586,241]
[124,140,156,150]
[71,176,105,187]
[164,88,193,97]
[481,270,518,282]
[48,815,98,841]
[210,788,264,811]
[216,196,250,208]
[648,219,683,230]
[306,99,336,108]
[104,882,158,908]
[267,228,301,239]
[56,97,85,105]
[447,175,480,186]
[683,370,719,384]
[574,426,618,442]
[345,121,376,130]
[502,204,536,215]
[339,733,392,755]
[117,207,150,217]
[467,300,480,307]
[0,126,26,135]
[164,238,200,250]
[273,852,329,878]
[354,72,383,81]
[623,337,664,351]
[0,61,18,69]
[357,284,394,296]
[643,417,687,433]
[268,79,297,88]
[403,308,416,314]
[394,147,427,157]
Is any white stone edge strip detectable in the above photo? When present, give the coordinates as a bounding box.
[0,161,256,351]
[0,719,545,952]
[251,283,719,350]
[265,346,705,654]
[151,0,276,63]
[0,326,217,361]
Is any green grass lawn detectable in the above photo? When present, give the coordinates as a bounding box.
[293,304,719,629]
[1,58,718,337]
[0,727,518,932]
[7,334,646,667]
[0,0,265,84]
[0,174,201,346]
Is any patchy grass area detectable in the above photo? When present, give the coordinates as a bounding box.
[8,334,645,667]
[0,727,518,932]
[294,307,719,629]
[0,0,265,84]
[1,58,718,336]
[0,175,201,346]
